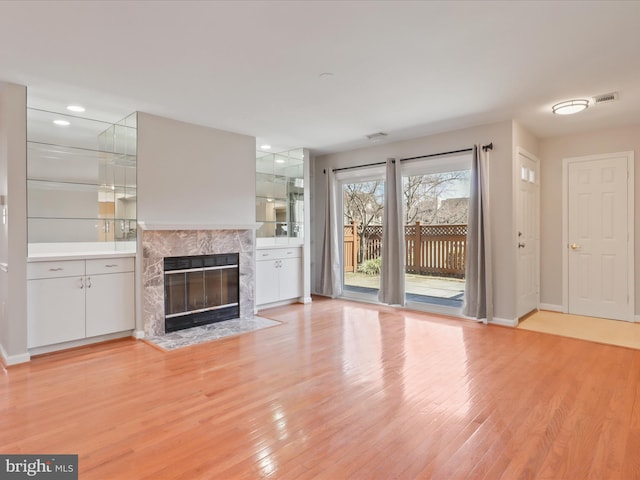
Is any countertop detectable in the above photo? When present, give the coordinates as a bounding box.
[27,242,137,262]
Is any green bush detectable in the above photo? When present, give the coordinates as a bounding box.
[357,257,382,275]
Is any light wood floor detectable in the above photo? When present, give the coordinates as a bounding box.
[2,297,640,479]
[519,310,640,350]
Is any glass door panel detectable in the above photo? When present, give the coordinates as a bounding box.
[401,159,471,308]
[342,179,384,299]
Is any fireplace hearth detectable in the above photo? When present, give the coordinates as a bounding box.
[164,253,239,332]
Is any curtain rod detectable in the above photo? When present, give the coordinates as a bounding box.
[330,160,387,173]
[326,143,493,174]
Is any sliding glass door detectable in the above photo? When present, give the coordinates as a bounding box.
[335,154,470,311]
[340,168,385,300]
[401,154,471,309]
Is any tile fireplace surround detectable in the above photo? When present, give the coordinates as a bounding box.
[141,228,255,337]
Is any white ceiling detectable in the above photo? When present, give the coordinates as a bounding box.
[1,0,639,155]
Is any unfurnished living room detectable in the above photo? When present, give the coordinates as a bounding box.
[1,1,640,479]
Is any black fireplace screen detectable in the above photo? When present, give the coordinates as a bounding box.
[164,253,239,332]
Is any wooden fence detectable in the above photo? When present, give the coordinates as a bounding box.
[344,222,467,278]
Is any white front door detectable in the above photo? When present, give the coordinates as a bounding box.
[565,153,633,321]
[516,149,540,318]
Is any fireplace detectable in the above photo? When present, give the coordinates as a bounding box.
[164,253,240,332]
[141,227,254,337]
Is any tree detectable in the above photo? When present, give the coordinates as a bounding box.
[403,171,469,224]
[343,181,384,262]
[342,171,470,264]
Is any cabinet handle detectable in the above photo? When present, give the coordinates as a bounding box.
[104,264,118,268]
[79,277,84,289]
[261,253,269,257]
[86,276,92,288]
[49,267,63,272]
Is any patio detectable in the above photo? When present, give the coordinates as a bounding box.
[344,272,465,306]
[343,223,467,307]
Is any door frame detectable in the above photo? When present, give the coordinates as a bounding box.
[514,147,540,318]
[336,165,386,303]
[561,151,635,320]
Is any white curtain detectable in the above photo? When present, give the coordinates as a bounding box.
[378,158,405,306]
[462,145,493,322]
[319,168,343,297]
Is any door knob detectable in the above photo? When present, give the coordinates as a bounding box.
[570,243,580,250]
[518,243,525,248]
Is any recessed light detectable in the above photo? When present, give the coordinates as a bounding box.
[53,119,70,126]
[260,144,271,150]
[66,105,85,113]
[552,99,589,115]
[319,72,334,79]
[275,159,285,164]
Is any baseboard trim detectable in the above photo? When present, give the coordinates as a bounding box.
[256,298,301,311]
[635,314,640,323]
[301,296,313,304]
[28,331,133,357]
[539,303,563,312]
[0,343,31,366]
[489,317,519,328]
[133,330,146,339]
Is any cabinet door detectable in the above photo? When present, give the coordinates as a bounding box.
[85,272,135,337]
[256,260,280,305]
[27,277,85,348]
[278,257,302,300]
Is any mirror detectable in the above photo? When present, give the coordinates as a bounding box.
[255,149,304,242]
[26,108,137,244]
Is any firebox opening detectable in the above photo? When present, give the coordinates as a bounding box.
[164,253,239,333]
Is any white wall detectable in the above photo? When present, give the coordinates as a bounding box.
[513,121,539,158]
[539,124,640,312]
[0,82,28,364]
[137,113,255,225]
[312,120,517,322]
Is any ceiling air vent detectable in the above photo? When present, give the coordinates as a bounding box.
[366,132,388,142]
[593,92,618,105]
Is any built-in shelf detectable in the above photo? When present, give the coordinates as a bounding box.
[256,149,305,244]
[138,221,262,231]
[27,108,137,248]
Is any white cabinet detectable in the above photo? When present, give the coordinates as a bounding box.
[256,247,302,306]
[27,260,85,348]
[85,259,135,338]
[27,257,135,349]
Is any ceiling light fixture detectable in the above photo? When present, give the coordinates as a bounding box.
[552,99,589,115]
[53,119,70,126]
[66,105,85,113]
[260,144,271,150]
